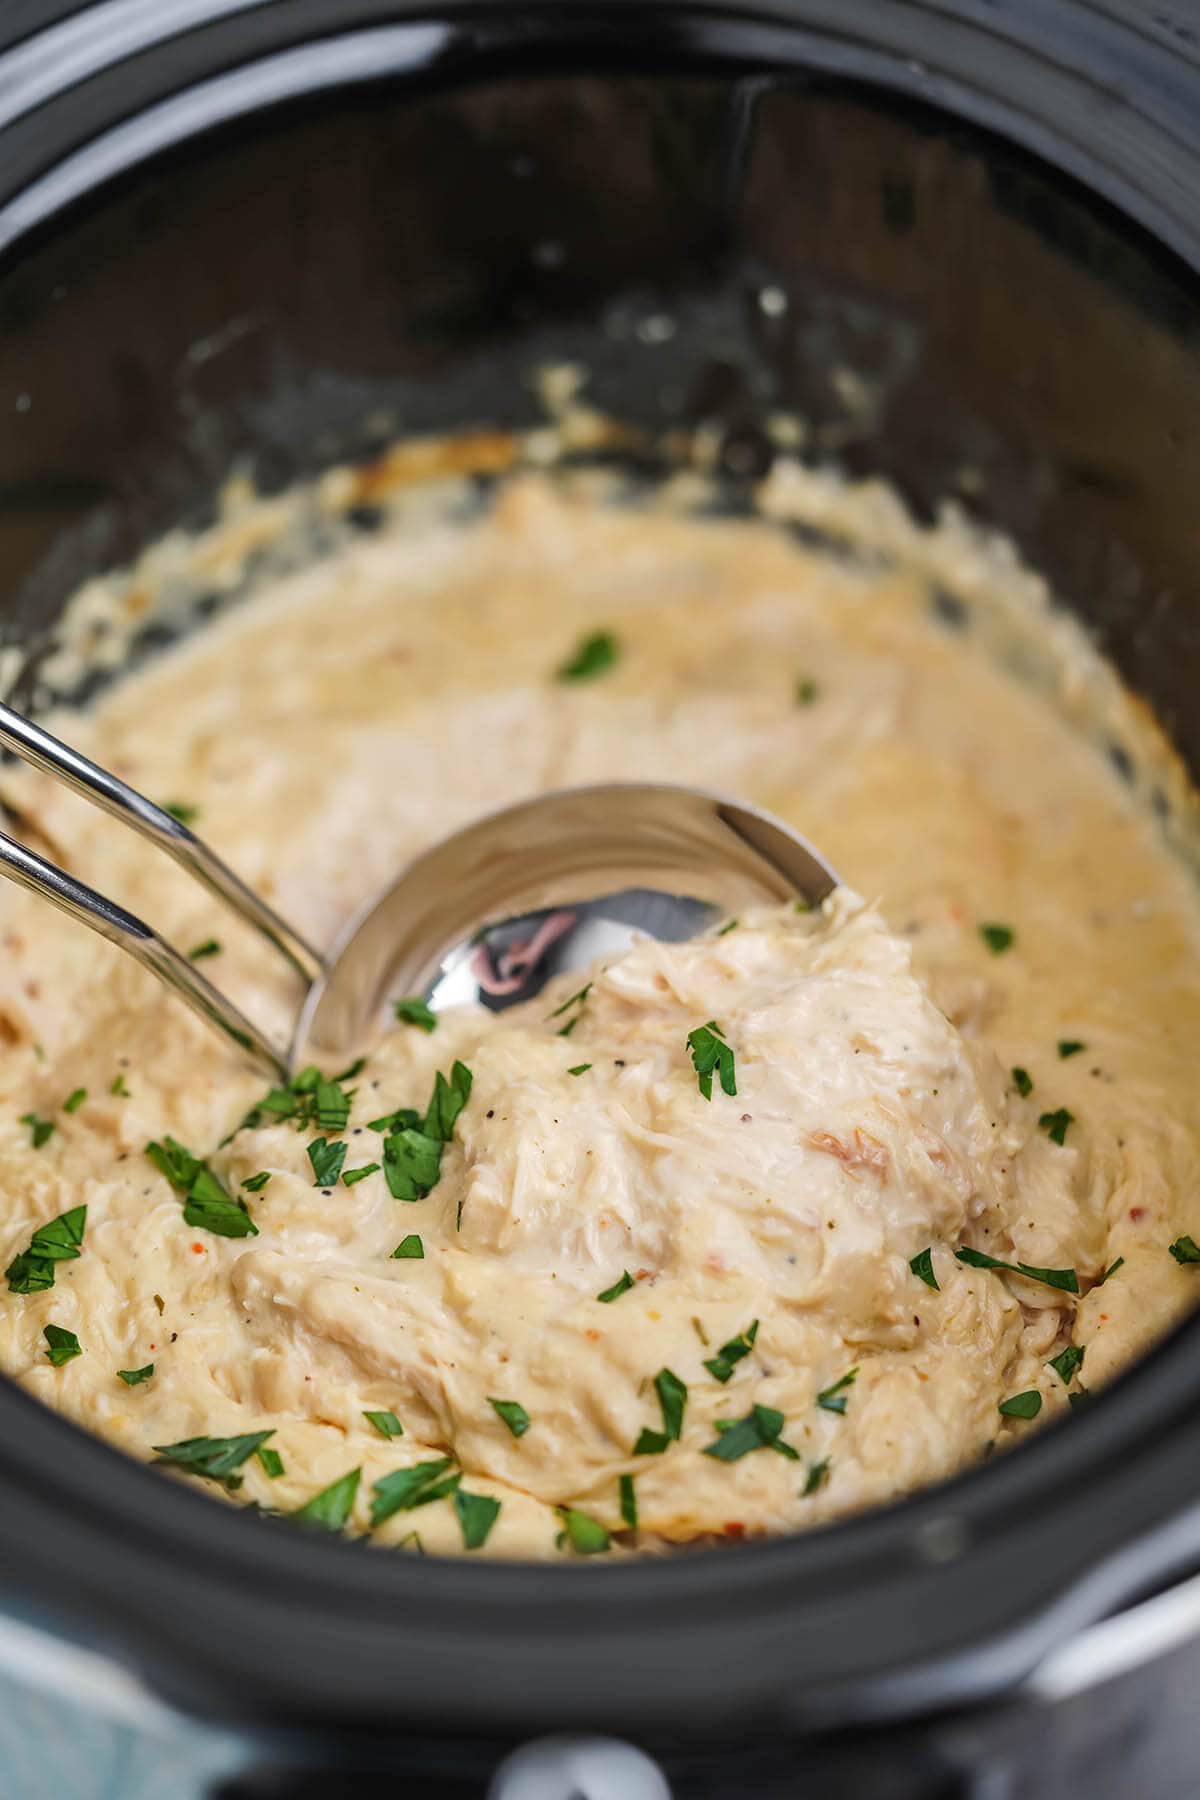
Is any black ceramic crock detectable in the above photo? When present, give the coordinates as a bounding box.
[0,5,1199,1797]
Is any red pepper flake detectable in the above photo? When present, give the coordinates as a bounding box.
[192,1242,205,1254]
[723,1522,746,1540]
[1129,1206,1146,1221]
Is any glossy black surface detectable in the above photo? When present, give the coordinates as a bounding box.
[0,0,1196,1768]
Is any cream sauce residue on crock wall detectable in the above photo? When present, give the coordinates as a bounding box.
[0,446,1198,1558]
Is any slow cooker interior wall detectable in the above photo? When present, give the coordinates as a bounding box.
[0,71,1198,768]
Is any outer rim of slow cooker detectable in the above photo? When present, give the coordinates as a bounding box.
[0,0,1197,1745]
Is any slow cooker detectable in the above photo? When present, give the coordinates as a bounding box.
[0,3,1199,1796]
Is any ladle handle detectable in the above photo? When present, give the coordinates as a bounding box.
[0,700,322,984]
[0,826,288,1080]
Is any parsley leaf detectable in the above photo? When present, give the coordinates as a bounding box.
[909,1247,939,1290]
[187,939,221,962]
[145,1136,202,1189]
[154,1430,274,1485]
[816,1369,858,1414]
[1095,1256,1124,1286]
[183,1166,259,1238]
[1039,1107,1074,1146]
[424,1061,473,1141]
[43,1324,81,1366]
[489,1397,530,1438]
[703,1320,759,1383]
[257,1446,284,1477]
[110,1073,130,1097]
[118,1363,154,1386]
[383,1128,443,1200]
[686,1020,737,1100]
[1011,1067,1033,1097]
[392,1234,423,1259]
[19,1113,55,1149]
[979,922,1015,954]
[242,1171,271,1192]
[567,1063,592,1077]
[703,1402,799,1461]
[557,630,619,683]
[1170,1235,1200,1265]
[954,1245,1078,1293]
[548,982,591,1037]
[619,1473,638,1531]
[597,1270,634,1303]
[454,1489,501,1550]
[163,801,198,824]
[342,1162,380,1187]
[803,1457,830,1496]
[633,1368,687,1454]
[1047,1345,1085,1385]
[363,1410,404,1439]
[557,1506,610,1553]
[368,1107,422,1134]
[307,1137,348,1187]
[6,1205,87,1294]
[292,1467,360,1532]
[63,1087,86,1114]
[370,1458,460,1527]
[998,1389,1042,1420]
[394,997,437,1032]
[1057,1040,1086,1059]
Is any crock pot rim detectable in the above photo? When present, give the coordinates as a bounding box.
[0,0,1196,1745]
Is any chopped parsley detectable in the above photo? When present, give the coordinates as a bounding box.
[1048,1345,1085,1385]
[392,1235,423,1259]
[314,1080,351,1133]
[909,1247,939,1290]
[803,1457,830,1496]
[816,1369,858,1415]
[163,801,199,824]
[63,1087,87,1114]
[393,997,437,1033]
[633,1368,688,1455]
[1095,1256,1124,1286]
[242,1171,271,1192]
[454,1490,501,1550]
[6,1204,87,1294]
[110,1073,130,1097]
[292,1467,360,1532]
[567,1063,592,1077]
[557,1506,610,1554]
[370,1457,460,1526]
[1011,1067,1033,1097]
[557,630,619,683]
[187,939,221,962]
[183,1167,259,1238]
[549,982,591,1037]
[597,1270,634,1303]
[153,1430,273,1485]
[954,1245,1078,1293]
[979,922,1015,954]
[1057,1040,1086,1059]
[383,1128,442,1201]
[703,1403,799,1462]
[795,677,820,706]
[424,1060,473,1140]
[307,1137,347,1187]
[19,1113,55,1149]
[233,1064,354,1139]
[117,1363,154,1386]
[363,1410,404,1439]
[1039,1107,1074,1146]
[998,1389,1042,1420]
[686,1020,737,1100]
[619,1472,638,1531]
[368,1107,422,1135]
[703,1320,759,1383]
[716,918,739,937]
[1169,1235,1200,1265]
[43,1324,81,1366]
[489,1397,530,1438]
[342,1162,380,1187]
[147,1137,259,1237]
[257,1446,284,1477]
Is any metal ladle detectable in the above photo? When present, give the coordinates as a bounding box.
[0,701,838,1082]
